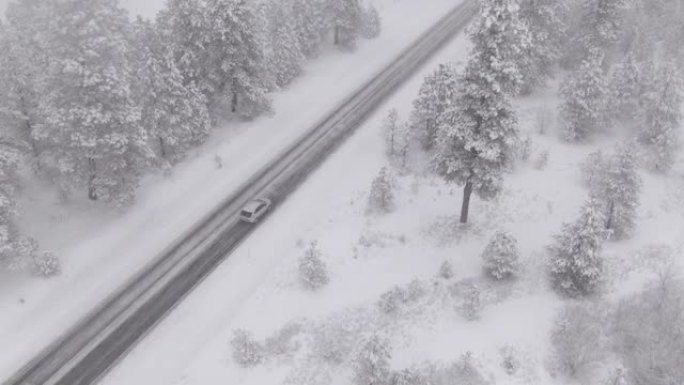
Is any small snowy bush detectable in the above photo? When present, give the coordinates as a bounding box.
[377,280,426,315]
[461,283,482,321]
[298,242,329,290]
[533,150,549,170]
[352,335,392,385]
[438,260,454,279]
[230,329,264,367]
[481,231,521,281]
[367,167,395,214]
[32,252,61,278]
[549,303,607,379]
[264,321,303,358]
[499,345,522,375]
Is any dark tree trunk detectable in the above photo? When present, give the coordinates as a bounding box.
[460,181,473,224]
[158,136,167,159]
[334,26,340,45]
[231,91,238,113]
[605,200,614,231]
[88,158,98,201]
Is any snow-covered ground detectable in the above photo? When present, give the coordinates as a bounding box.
[101,14,684,385]
[0,0,464,379]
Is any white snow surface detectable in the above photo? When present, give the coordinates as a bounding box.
[0,0,466,379]
[103,11,684,385]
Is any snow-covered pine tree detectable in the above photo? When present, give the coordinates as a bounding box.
[586,0,627,50]
[468,0,532,96]
[205,0,273,119]
[367,167,394,214]
[559,50,610,142]
[264,0,306,88]
[291,0,330,58]
[156,0,212,94]
[518,0,568,92]
[589,143,642,240]
[639,62,682,172]
[352,335,392,385]
[608,51,645,122]
[131,19,211,167]
[298,241,329,290]
[329,0,363,50]
[32,0,152,205]
[434,55,518,224]
[359,3,381,40]
[383,109,401,157]
[548,199,609,297]
[481,231,521,280]
[1,1,53,158]
[409,63,460,150]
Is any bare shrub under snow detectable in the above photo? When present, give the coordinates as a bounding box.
[549,302,607,379]
[377,280,426,315]
[391,355,489,385]
[230,329,265,367]
[533,150,549,170]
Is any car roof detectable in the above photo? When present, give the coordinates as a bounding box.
[242,199,268,212]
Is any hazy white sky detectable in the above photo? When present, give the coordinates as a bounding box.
[0,0,167,20]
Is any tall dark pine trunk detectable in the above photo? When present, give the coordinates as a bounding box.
[231,77,239,113]
[158,136,167,159]
[88,158,98,201]
[605,200,614,231]
[334,25,340,45]
[460,181,473,224]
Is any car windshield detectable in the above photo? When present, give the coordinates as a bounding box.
[240,210,252,218]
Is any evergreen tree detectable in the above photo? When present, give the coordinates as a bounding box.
[32,0,152,204]
[482,231,521,280]
[329,0,363,50]
[468,0,532,96]
[265,0,306,87]
[549,200,609,297]
[359,3,382,40]
[559,50,610,142]
[352,335,392,385]
[131,19,211,167]
[580,0,627,52]
[518,0,568,92]
[589,143,642,240]
[156,0,212,94]
[205,0,273,119]
[434,58,518,224]
[639,62,682,172]
[409,63,460,150]
[291,0,330,58]
[367,167,394,214]
[1,1,53,158]
[298,241,329,290]
[608,51,646,122]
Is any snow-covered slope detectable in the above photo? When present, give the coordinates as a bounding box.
[102,12,684,385]
[0,0,463,378]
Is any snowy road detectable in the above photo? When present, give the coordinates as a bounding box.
[3,2,477,385]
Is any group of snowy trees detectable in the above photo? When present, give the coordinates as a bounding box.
[0,0,382,274]
[558,0,684,172]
